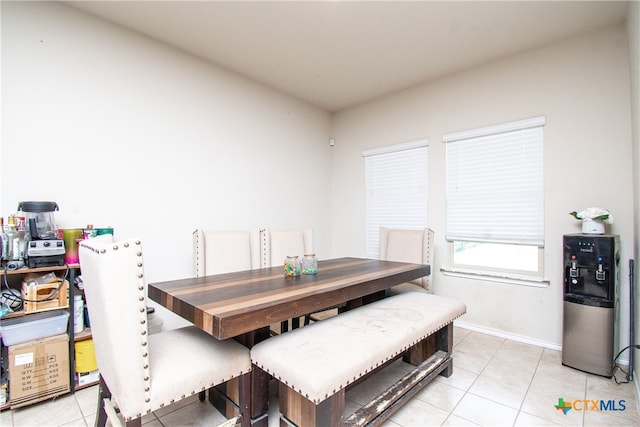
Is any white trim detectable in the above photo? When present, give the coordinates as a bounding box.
[362,138,428,157]
[620,356,631,370]
[446,236,545,247]
[455,322,632,373]
[443,115,545,143]
[453,319,640,388]
[635,377,640,413]
[455,321,561,351]
[441,267,549,288]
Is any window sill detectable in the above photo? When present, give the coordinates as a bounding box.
[440,267,550,288]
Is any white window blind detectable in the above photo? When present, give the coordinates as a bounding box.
[364,139,428,258]
[444,117,544,246]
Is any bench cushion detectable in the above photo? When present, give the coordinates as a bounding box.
[250,292,466,404]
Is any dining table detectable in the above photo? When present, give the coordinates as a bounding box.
[148,257,430,426]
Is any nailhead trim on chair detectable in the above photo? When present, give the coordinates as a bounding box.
[128,241,153,411]
[107,240,152,411]
[85,238,254,424]
[193,230,202,277]
[260,228,268,268]
[89,240,148,420]
[424,229,433,293]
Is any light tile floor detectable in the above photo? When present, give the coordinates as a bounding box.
[1,327,639,426]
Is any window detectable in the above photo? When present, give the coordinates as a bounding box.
[363,139,428,258]
[444,117,545,280]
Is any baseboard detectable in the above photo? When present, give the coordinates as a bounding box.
[635,374,640,414]
[454,320,631,367]
[454,320,562,351]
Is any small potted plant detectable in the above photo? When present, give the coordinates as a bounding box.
[569,207,613,234]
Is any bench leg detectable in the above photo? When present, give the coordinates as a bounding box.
[279,383,345,427]
[403,334,435,366]
[403,323,454,378]
[436,323,454,377]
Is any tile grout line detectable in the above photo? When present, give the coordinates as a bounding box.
[453,334,549,427]
[442,330,475,425]
[443,330,495,426]
[512,344,548,426]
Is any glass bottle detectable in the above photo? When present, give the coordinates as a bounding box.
[302,253,318,275]
[284,255,301,277]
[3,216,19,261]
[16,213,27,261]
[74,294,85,333]
[0,217,4,261]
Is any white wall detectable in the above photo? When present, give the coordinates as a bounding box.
[1,2,332,326]
[330,25,634,348]
[628,1,640,381]
[2,2,636,349]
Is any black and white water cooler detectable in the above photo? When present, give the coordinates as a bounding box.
[562,234,620,377]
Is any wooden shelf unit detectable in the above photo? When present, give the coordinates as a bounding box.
[0,262,97,409]
[0,263,80,276]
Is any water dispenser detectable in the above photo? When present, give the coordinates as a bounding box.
[562,234,620,377]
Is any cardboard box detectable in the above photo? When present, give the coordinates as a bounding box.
[76,369,99,386]
[8,334,70,408]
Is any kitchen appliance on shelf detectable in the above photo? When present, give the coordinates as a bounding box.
[562,233,620,377]
[17,201,65,268]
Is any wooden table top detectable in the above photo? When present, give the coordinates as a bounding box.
[148,257,430,340]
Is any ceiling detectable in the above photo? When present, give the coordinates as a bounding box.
[65,1,630,112]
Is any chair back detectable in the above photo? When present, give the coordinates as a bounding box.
[379,227,434,292]
[193,229,261,276]
[261,228,314,267]
[79,237,151,416]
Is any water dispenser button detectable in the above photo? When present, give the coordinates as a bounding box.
[569,256,579,277]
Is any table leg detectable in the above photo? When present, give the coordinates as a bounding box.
[343,289,388,312]
[250,366,270,426]
[209,327,271,425]
[240,327,271,426]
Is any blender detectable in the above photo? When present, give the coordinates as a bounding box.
[17,201,66,268]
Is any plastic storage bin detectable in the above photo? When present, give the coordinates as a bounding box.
[0,309,69,346]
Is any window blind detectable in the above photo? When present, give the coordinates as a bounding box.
[444,117,544,246]
[364,140,428,258]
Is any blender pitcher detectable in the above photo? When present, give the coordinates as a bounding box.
[17,201,59,240]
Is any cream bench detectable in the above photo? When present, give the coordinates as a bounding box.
[251,292,466,427]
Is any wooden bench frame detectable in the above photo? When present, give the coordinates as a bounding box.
[259,322,455,427]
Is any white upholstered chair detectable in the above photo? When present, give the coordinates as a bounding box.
[260,228,316,330]
[193,228,287,334]
[193,229,261,277]
[260,228,314,268]
[79,237,251,427]
[379,227,434,294]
